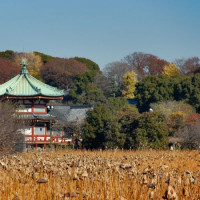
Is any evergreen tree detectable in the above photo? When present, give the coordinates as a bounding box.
[74,57,100,81]
[34,51,53,64]
[0,50,15,60]
[67,74,105,105]
[135,76,175,112]
[82,103,125,149]
[134,112,168,149]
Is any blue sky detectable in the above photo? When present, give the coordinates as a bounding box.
[0,0,200,69]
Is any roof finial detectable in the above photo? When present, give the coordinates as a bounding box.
[20,58,29,74]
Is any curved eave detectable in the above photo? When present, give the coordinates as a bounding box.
[3,95,63,100]
[0,73,65,98]
[15,119,58,123]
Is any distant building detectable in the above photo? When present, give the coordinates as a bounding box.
[52,105,93,144]
[52,105,92,125]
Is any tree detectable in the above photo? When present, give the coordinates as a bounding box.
[93,73,112,98]
[103,61,133,97]
[0,50,15,60]
[123,52,169,79]
[122,71,137,98]
[175,73,200,112]
[120,110,139,149]
[176,120,200,149]
[162,63,180,77]
[0,101,24,154]
[106,97,130,113]
[135,76,175,112]
[134,112,168,149]
[82,98,169,150]
[82,97,139,149]
[72,58,102,103]
[150,101,194,118]
[74,57,100,72]
[0,57,20,84]
[67,81,105,105]
[139,73,200,113]
[104,61,133,86]
[82,103,125,149]
[34,51,54,64]
[120,111,168,149]
[174,57,200,75]
[167,111,185,136]
[41,58,88,89]
[74,57,101,84]
[14,52,43,80]
[150,101,196,137]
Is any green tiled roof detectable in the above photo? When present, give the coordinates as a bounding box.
[0,59,64,97]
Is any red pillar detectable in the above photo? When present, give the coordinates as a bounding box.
[32,125,34,142]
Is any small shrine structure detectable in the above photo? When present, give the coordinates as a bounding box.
[0,59,67,149]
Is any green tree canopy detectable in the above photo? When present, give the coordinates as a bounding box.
[82,97,139,149]
[135,75,175,112]
[175,73,200,112]
[134,112,168,149]
[74,57,100,81]
[82,103,125,149]
[74,57,100,71]
[34,52,54,64]
[0,50,15,60]
[67,81,105,105]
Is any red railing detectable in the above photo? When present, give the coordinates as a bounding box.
[25,135,72,144]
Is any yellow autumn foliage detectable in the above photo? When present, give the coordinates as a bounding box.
[15,52,43,80]
[122,71,137,98]
[162,63,180,77]
[171,110,185,119]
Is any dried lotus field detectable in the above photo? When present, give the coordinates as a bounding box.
[0,150,200,200]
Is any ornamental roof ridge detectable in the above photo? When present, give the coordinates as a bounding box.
[27,73,64,94]
[0,75,20,91]
[5,75,23,94]
[20,58,29,75]
[24,74,42,93]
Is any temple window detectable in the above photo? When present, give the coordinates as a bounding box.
[34,126,45,135]
[16,105,32,113]
[33,106,46,113]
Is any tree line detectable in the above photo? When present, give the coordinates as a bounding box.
[1,50,200,150]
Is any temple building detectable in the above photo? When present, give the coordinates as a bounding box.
[0,59,68,149]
